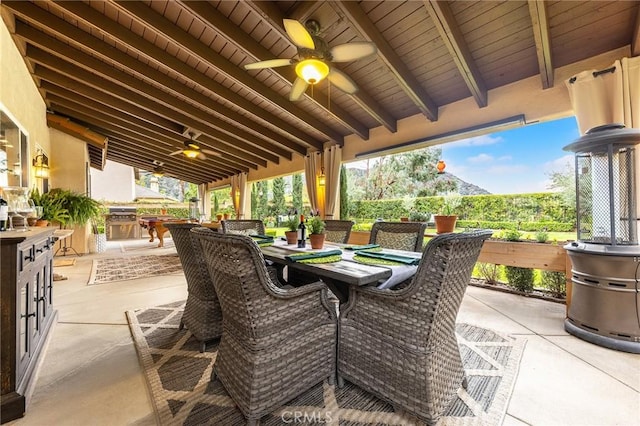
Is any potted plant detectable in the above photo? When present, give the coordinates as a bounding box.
[400,196,414,221]
[307,216,326,249]
[29,188,69,226]
[434,193,461,234]
[283,215,299,244]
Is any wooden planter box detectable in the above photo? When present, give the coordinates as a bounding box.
[346,232,573,312]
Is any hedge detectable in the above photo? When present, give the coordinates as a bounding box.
[349,193,575,228]
[456,220,574,232]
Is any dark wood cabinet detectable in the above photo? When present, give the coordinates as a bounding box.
[1,227,56,423]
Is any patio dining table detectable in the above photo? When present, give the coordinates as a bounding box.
[261,240,422,302]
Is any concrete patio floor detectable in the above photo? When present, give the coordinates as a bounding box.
[7,237,639,426]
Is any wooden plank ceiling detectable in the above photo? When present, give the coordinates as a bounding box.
[1,1,638,184]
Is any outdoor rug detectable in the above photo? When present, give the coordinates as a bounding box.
[88,254,182,285]
[53,258,76,267]
[120,238,176,252]
[127,301,526,426]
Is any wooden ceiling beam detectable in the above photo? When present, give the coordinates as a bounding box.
[632,4,640,57]
[4,0,326,152]
[33,63,264,170]
[47,97,244,176]
[288,1,324,23]
[17,24,287,164]
[333,0,439,121]
[528,0,554,89]
[46,114,107,149]
[242,0,397,134]
[25,45,274,168]
[424,0,488,106]
[51,0,343,145]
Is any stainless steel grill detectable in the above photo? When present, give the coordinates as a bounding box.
[105,206,139,240]
[563,124,640,353]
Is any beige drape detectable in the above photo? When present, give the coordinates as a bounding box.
[323,146,342,219]
[304,153,321,214]
[197,184,209,220]
[230,173,247,219]
[565,57,639,134]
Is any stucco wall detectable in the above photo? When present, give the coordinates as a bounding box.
[90,160,136,202]
[0,17,50,188]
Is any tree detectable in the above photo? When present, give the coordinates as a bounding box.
[213,192,219,213]
[250,183,257,219]
[339,165,349,219]
[256,180,269,220]
[271,177,285,217]
[292,173,303,214]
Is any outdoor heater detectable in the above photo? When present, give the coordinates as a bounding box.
[563,124,640,353]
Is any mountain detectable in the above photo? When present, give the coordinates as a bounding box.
[443,173,491,195]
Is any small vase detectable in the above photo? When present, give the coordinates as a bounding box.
[285,230,298,244]
[223,213,230,220]
[36,219,49,227]
[216,214,223,221]
[309,233,325,249]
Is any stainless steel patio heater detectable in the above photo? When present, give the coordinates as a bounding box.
[563,124,640,353]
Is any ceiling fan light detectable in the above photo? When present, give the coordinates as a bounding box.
[183,149,199,159]
[153,166,164,178]
[295,59,329,85]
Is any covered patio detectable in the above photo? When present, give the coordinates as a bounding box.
[1,1,640,425]
[14,238,639,425]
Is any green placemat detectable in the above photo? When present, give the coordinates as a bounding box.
[298,254,342,264]
[353,255,404,266]
[257,241,273,247]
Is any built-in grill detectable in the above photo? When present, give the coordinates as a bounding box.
[105,206,139,240]
[563,124,640,353]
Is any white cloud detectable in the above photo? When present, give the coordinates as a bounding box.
[467,153,494,164]
[543,154,573,173]
[486,164,529,175]
[446,134,503,148]
[497,155,512,161]
[344,159,369,170]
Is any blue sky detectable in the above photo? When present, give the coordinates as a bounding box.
[441,116,580,194]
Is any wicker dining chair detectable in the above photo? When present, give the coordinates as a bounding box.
[191,229,337,426]
[163,223,222,352]
[369,221,428,252]
[221,219,265,235]
[324,220,354,244]
[337,230,493,425]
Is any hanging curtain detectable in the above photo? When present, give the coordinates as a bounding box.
[197,184,209,220]
[238,173,247,219]
[323,146,342,219]
[304,153,321,214]
[230,173,248,219]
[621,57,640,128]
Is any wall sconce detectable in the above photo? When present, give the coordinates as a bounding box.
[33,150,49,179]
[437,160,446,174]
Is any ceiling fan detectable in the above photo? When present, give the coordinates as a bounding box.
[151,160,164,178]
[244,19,377,101]
[169,133,218,160]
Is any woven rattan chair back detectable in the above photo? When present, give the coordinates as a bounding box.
[191,229,337,425]
[221,219,265,236]
[324,220,354,244]
[369,221,427,252]
[338,230,493,425]
[164,223,222,352]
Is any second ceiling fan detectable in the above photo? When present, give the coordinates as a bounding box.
[244,19,377,101]
[170,133,219,160]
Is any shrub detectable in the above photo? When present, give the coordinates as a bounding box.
[535,231,549,243]
[505,266,534,292]
[409,210,431,222]
[502,229,522,241]
[477,262,500,285]
[541,271,566,297]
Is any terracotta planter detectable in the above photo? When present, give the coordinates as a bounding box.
[223,213,230,220]
[285,230,298,244]
[216,214,223,221]
[160,209,167,215]
[400,217,409,222]
[35,219,49,227]
[309,233,325,249]
[434,215,457,234]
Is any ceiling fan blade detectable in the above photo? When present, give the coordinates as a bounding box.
[202,149,221,156]
[169,149,182,156]
[330,42,378,62]
[197,152,207,160]
[283,19,315,49]
[289,77,308,101]
[244,58,293,70]
[328,69,358,94]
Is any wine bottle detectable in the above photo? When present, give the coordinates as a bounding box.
[0,197,8,232]
[297,214,306,248]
